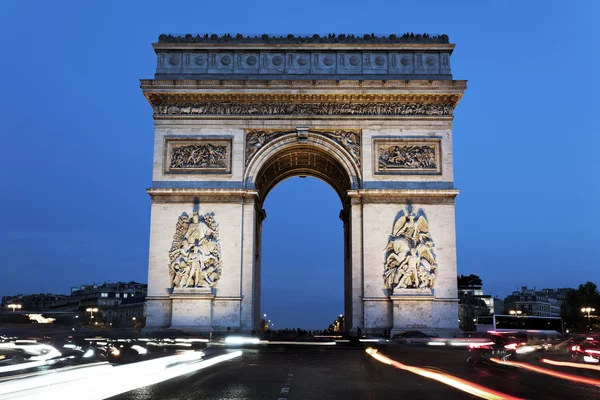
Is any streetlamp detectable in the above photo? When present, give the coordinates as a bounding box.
[7,304,22,312]
[509,310,523,316]
[86,307,99,319]
[581,307,595,331]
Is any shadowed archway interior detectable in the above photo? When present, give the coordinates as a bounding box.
[254,144,352,203]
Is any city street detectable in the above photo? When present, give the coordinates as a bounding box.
[110,345,600,400]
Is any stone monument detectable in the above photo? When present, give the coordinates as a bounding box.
[141,33,466,335]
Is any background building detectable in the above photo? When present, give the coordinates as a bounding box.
[1,293,69,311]
[503,286,567,317]
[3,282,147,328]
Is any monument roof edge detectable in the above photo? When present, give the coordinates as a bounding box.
[152,42,456,52]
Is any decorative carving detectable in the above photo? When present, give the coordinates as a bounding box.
[168,211,222,289]
[245,130,361,168]
[379,145,436,170]
[245,131,285,165]
[384,208,437,291]
[375,139,441,174]
[154,102,453,116]
[317,130,361,167]
[165,139,231,173]
[158,33,450,44]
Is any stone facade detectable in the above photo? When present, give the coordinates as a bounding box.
[142,34,466,334]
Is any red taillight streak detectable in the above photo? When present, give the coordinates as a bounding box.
[541,358,600,372]
[490,358,600,386]
[366,348,522,400]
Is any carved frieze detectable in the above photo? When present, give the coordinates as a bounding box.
[384,208,437,292]
[374,139,441,174]
[165,138,232,174]
[153,102,453,117]
[168,211,223,289]
[245,130,361,168]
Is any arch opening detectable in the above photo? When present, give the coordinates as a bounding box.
[260,177,345,330]
[248,138,357,332]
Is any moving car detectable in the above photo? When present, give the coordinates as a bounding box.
[391,330,438,344]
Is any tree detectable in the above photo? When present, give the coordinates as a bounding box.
[457,274,483,288]
[459,294,491,331]
[561,281,600,332]
[457,274,489,331]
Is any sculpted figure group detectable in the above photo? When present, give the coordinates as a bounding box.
[384,210,438,291]
[154,102,453,117]
[168,212,222,289]
[379,145,437,170]
[170,144,228,169]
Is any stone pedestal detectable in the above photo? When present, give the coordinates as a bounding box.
[169,287,215,332]
[390,289,435,335]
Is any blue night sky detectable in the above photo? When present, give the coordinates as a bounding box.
[0,1,597,329]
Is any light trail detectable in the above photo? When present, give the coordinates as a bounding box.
[365,348,523,400]
[0,351,242,399]
[541,358,600,372]
[490,358,600,387]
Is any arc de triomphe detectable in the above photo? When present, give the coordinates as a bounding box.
[142,34,466,334]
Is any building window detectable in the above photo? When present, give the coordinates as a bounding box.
[101,293,108,298]
[123,293,128,298]
[115,293,120,298]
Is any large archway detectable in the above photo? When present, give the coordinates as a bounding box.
[245,132,361,331]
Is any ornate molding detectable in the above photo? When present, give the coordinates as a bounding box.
[384,208,437,291]
[168,211,223,289]
[347,189,459,205]
[165,139,232,174]
[147,188,258,203]
[154,102,453,117]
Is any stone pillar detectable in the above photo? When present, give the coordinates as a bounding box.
[349,198,364,333]
[145,202,172,330]
[240,195,258,331]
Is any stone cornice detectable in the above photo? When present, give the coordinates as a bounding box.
[141,79,467,109]
[141,78,466,92]
[147,188,258,203]
[348,189,459,204]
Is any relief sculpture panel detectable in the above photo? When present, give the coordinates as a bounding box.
[384,208,438,292]
[165,139,231,174]
[168,211,223,289]
[375,139,441,174]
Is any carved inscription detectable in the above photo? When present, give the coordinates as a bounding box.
[166,139,231,173]
[154,102,453,116]
[384,208,437,291]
